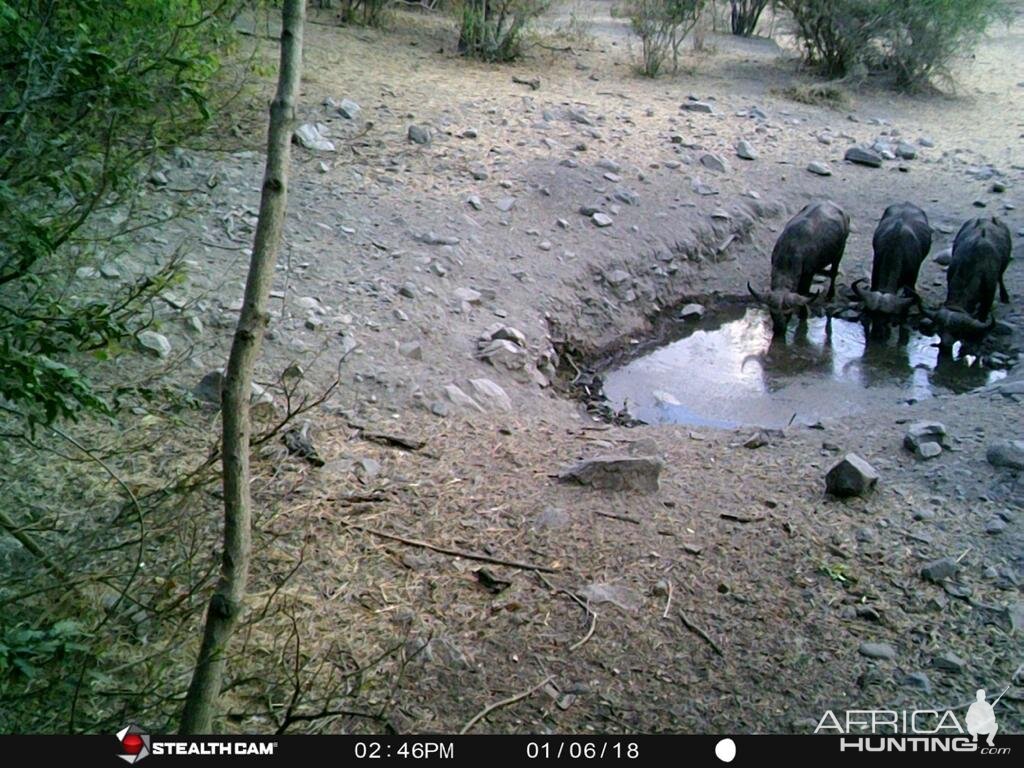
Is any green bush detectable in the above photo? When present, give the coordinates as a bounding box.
[0,0,239,429]
[778,0,1009,87]
[457,0,551,61]
[629,0,707,77]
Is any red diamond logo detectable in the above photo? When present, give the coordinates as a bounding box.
[122,733,144,754]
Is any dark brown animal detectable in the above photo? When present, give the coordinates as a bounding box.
[748,200,850,333]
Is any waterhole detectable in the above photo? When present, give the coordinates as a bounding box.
[602,306,1006,429]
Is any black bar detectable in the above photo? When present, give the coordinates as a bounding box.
[1,734,1020,766]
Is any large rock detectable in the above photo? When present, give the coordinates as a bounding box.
[735,140,758,161]
[826,453,879,497]
[559,455,663,493]
[337,98,361,120]
[844,146,883,168]
[921,557,958,583]
[699,152,731,174]
[681,100,714,114]
[987,440,1024,470]
[443,383,484,413]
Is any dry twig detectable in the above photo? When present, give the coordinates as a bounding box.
[678,609,723,656]
[459,675,555,734]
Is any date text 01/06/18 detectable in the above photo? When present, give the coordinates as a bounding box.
[526,741,640,759]
[354,742,455,759]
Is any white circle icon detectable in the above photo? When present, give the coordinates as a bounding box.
[715,738,737,763]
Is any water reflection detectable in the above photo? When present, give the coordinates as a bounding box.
[602,306,1005,428]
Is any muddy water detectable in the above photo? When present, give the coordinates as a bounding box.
[602,306,1006,428]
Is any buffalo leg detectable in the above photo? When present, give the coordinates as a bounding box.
[826,258,839,300]
[999,274,1009,304]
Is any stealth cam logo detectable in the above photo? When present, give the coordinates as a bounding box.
[116,725,151,764]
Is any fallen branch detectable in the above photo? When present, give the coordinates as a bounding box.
[459,675,555,734]
[535,572,597,650]
[678,609,723,656]
[569,611,597,652]
[347,421,426,452]
[594,509,641,525]
[661,581,673,620]
[343,523,558,573]
[720,512,766,524]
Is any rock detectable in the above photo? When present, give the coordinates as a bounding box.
[844,146,883,168]
[534,506,571,530]
[293,123,335,152]
[932,652,966,672]
[421,231,459,246]
[901,672,932,694]
[454,287,482,305]
[680,100,714,114]
[399,341,423,360]
[399,282,418,298]
[495,196,517,213]
[679,303,705,320]
[407,124,431,145]
[460,127,478,139]
[934,247,952,266]
[699,153,730,173]
[149,170,169,186]
[744,431,769,449]
[597,158,622,173]
[559,455,663,493]
[613,187,639,206]
[986,518,1007,535]
[992,181,1007,193]
[691,177,716,196]
[467,378,512,411]
[604,269,630,286]
[858,642,897,660]
[825,453,879,497]
[138,331,172,359]
[567,108,594,125]
[466,194,483,210]
[443,383,484,413]
[469,163,489,180]
[918,136,935,148]
[579,583,642,613]
[735,140,757,160]
[904,422,947,457]
[987,440,1024,470]
[807,161,832,176]
[592,212,613,227]
[480,323,527,347]
[337,98,361,120]
[895,142,917,160]
[921,557,958,583]
[194,370,224,403]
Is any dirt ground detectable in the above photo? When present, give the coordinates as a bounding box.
[46,1,1024,734]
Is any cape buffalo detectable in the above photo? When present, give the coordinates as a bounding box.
[748,201,850,334]
[931,217,1012,351]
[852,203,931,328]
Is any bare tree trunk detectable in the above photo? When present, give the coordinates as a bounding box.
[179,0,305,735]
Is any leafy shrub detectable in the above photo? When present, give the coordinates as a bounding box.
[778,0,1009,87]
[729,0,770,36]
[629,0,707,77]
[457,0,552,61]
[0,0,239,429]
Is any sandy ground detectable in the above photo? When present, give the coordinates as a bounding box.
[5,1,1023,735]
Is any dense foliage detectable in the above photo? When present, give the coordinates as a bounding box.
[0,0,240,429]
[778,0,1009,87]
[629,0,706,77]
[457,0,551,61]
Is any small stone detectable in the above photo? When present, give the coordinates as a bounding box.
[901,672,932,694]
[460,127,478,139]
[904,422,946,457]
[337,98,361,120]
[992,181,1007,193]
[454,287,482,304]
[807,161,832,176]
[138,331,171,359]
[921,557,958,583]
[496,197,516,212]
[896,142,917,160]
[699,153,730,174]
[443,383,484,413]
[592,213,613,227]
[399,341,423,360]
[469,163,489,180]
[194,370,224,403]
[293,123,335,152]
[559,455,663,493]
[466,194,483,210]
[679,303,705,320]
[407,124,431,145]
[149,170,169,186]
[986,518,1007,535]
[934,247,952,266]
[918,137,935,148]
[399,282,417,298]
[680,101,714,114]
[467,378,512,412]
[932,652,966,672]
[916,442,942,460]
[735,140,757,161]
[845,146,884,167]
[858,642,896,660]
[826,453,879,497]
[987,440,1024,470]
[744,431,768,449]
